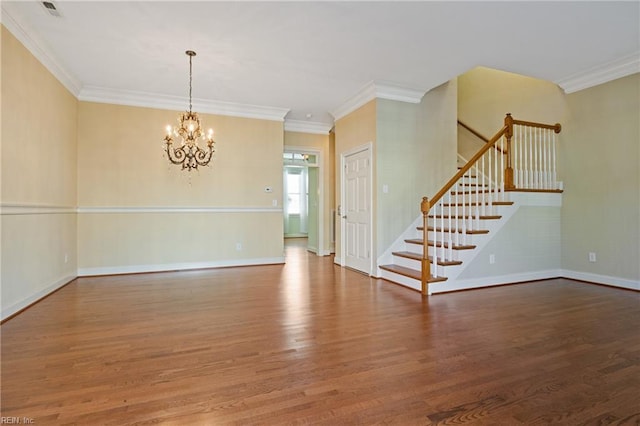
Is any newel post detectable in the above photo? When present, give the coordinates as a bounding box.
[420,196,431,296]
[504,113,515,190]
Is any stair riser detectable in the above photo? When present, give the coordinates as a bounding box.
[435,204,508,217]
[425,220,490,232]
[393,255,445,276]
[426,231,477,246]
[405,241,462,262]
[446,194,504,204]
[379,269,422,292]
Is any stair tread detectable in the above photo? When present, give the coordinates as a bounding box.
[418,226,489,235]
[379,264,447,283]
[428,215,502,220]
[459,182,489,187]
[392,251,463,266]
[441,201,514,206]
[405,238,476,250]
[451,189,499,194]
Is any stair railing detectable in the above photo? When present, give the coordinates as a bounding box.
[420,113,561,295]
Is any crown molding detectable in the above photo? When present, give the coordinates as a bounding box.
[330,81,425,121]
[78,86,290,122]
[1,4,83,96]
[376,81,427,104]
[555,51,640,94]
[284,120,333,135]
[330,81,378,121]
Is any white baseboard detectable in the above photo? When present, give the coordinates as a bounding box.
[1,274,76,321]
[429,269,563,294]
[78,257,285,277]
[561,269,639,291]
[334,256,342,265]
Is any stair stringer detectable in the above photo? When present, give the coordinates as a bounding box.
[376,214,423,272]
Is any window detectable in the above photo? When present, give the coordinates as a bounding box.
[287,171,301,215]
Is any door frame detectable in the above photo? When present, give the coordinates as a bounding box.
[283,146,324,256]
[339,142,373,275]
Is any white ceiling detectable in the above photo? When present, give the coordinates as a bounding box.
[2,1,639,132]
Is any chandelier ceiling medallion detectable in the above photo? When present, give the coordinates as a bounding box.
[163,50,215,171]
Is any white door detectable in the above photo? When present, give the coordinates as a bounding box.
[343,147,371,274]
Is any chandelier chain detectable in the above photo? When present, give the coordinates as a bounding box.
[188,54,193,113]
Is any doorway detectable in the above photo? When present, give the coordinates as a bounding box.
[283,149,322,255]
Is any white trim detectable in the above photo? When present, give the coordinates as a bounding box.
[79,86,290,122]
[509,192,562,207]
[78,257,285,277]
[555,52,640,94]
[0,4,82,96]
[76,206,282,214]
[1,204,283,215]
[1,203,76,215]
[1,274,76,321]
[331,81,425,121]
[284,120,332,135]
[331,81,377,121]
[561,269,639,292]
[376,81,427,103]
[429,270,563,295]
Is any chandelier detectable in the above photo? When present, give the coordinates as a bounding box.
[163,50,215,171]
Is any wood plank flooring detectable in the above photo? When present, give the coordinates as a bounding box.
[1,240,639,424]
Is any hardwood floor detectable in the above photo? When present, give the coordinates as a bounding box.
[1,241,639,425]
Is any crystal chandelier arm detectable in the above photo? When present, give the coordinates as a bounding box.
[165,142,187,166]
[193,144,215,167]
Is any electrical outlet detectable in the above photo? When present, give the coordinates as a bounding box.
[589,252,596,262]
[64,253,68,263]
[489,254,495,264]
[236,243,242,251]
[272,199,278,207]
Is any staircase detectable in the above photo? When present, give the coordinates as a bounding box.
[379,114,562,295]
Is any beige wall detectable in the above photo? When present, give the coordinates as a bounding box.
[1,26,78,319]
[77,102,285,273]
[561,73,640,284]
[284,131,333,255]
[334,100,377,263]
[78,102,283,207]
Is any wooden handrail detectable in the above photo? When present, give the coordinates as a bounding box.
[458,120,507,154]
[458,120,489,143]
[429,124,509,208]
[513,119,562,133]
